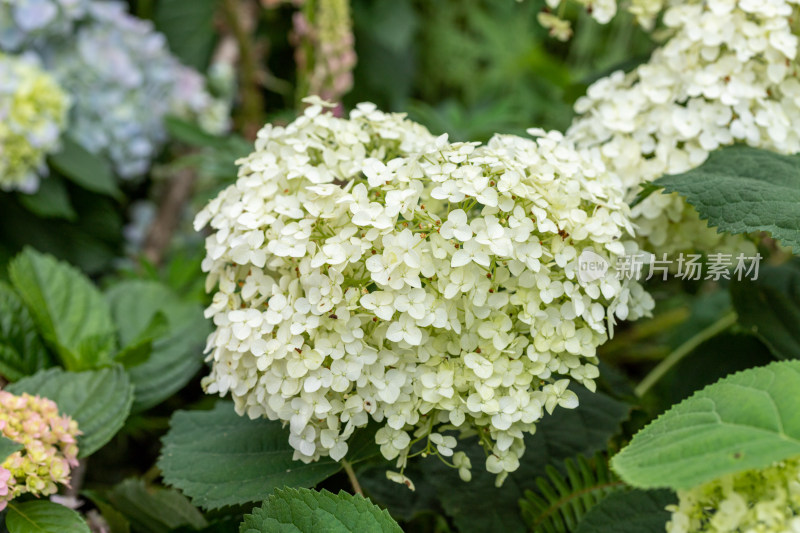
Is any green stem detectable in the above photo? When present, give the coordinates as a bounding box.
[634,311,737,398]
[341,459,363,496]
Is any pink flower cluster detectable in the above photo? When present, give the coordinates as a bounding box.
[0,391,80,511]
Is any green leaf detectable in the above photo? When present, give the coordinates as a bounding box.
[573,489,676,533]
[17,177,76,220]
[654,145,800,253]
[519,453,624,533]
[239,488,402,533]
[647,332,774,414]
[5,501,90,533]
[165,116,227,148]
[613,360,800,490]
[6,366,134,457]
[158,402,349,510]
[104,479,208,533]
[731,259,800,360]
[47,136,120,198]
[8,248,117,371]
[81,491,130,533]
[0,435,22,462]
[105,280,209,411]
[0,282,53,381]
[154,0,217,71]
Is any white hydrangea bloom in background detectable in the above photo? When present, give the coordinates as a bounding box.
[0,0,230,179]
[196,98,654,485]
[565,0,800,257]
[0,52,69,192]
[667,456,800,533]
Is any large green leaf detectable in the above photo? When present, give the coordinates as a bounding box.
[0,435,22,462]
[154,0,217,71]
[574,489,675,533]
[240,488,402,533]
[47,136,120,198]
[361,387,630,533]
[731,259,800,360]
[0,190,122,276]
[5,501,90,533]
[105,280,209,411]
[613,360,800,490]
[8,249,116,371]
[6,366,133,457]
[0,282,52,381]
[654,145,800,253]
[158,402,378,510]
[104,479,207,533]
[16,177,76,220]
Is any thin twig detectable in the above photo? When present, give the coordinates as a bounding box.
[142,167,197,267]
[635,311,737,397]
[341,459,363,496]
[66,458,88,498]
[222,0,265,138]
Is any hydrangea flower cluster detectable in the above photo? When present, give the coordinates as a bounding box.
[0,52,69,192]
[0,391,80,511]
[564,0,800,258]
[196,98,653,484]
[0,0,229,179]
[667,456,800,532]
[0,0,91,50]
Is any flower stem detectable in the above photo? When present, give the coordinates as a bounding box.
[634,311,737,398]
[341,459,363,496]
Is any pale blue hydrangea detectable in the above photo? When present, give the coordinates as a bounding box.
[0,0,230,179]
[0,0,90,50]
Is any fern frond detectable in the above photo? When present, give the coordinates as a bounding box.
[518,452,626,533]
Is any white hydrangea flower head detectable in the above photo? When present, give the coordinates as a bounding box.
[0,51,69,193]
[0,0,229,179]
[667,455,800,533]
[565,0,800,258]
[196,98,654,484]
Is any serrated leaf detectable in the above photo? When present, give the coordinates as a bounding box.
[8,248,117,371]
[47,136,120,198]
[0,435,22,462]
[0,282,53,381]
[574,489,676,533]
[104,479,208,533]
[158,402,341,510]
[5,501,90,533]
[154,0,217,70]
[731,259,800,360]
[6,366,133,457]
[105,280,209,411]
[613,360,800,490]
[17,177,76,220]
[240,488,402,533]
[654,145,800,253]
[158,402,380,510]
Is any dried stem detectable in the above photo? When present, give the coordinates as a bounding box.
[142,167,197,267]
